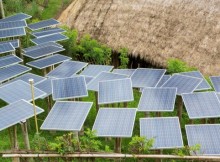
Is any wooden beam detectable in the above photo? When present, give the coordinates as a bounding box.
[95,92,99,112]
[114,138,122,153]
[177,96,183,122]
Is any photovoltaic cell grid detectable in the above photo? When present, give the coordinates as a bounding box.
[93,108,136,137]
[0,100,44,131]
[138,88,177,112]
[31,33,68,45]
[23,45,65,59]
[27,54,71,69]
[0,20,27,30]
[35,78,52,97]
[182,92,220,119]
[156,75,171,87]
[52,76,88,100]
[112,69,136,77]
[179,71,211,90]
[161,74,202,95]
[0,13,31,23]
[0,80,46,104]
[0,39,19,48]
[87,72,128,91]
[0,55,22,68]
[40,101,92,131]
[32,27,65,38]
[140,117,183,149]
[47,61,88,78]
[98,78,134,104]
[28,19,59,30]
[80,65,114,77]
[210,76,220,93]
[0,43,15,54]
[0,28,26,38]
[0,64,31,83]
[131,68,166,88]
[186,124,220,155]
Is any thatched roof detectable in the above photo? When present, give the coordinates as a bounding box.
[58,0,220,75]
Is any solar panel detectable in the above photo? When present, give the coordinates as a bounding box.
[0,39,19,48]
[52,76,88,100]
[0,55,22,68]
[0,13,31,23]
[47,60,88,78]
[80,65,114,77]
[27,54,71,69]
[0,64,31,83]
[210,76,220,92]
[186,124,220,155]
[182,92,220,119]
[156,75,171,87]
[98,78,134,104]
[131,68,166,88]
[179,71,211,90]
[35,78,52,97]
[140,117,183,149]
[31,33,67,45]
[0,20,27,30]
[0,100,44,131]
[41,101,92,131]
[0,80,46,104]
[138,88,177,112]
[0,43,15,54]
[161,74,202,95]
[112,69,135,77]
[28,19,59,30]
[22,42,63,53]
[0,28,26,38]
[93,108,136,137]
[87,72,128,91]
[32,27,65,38]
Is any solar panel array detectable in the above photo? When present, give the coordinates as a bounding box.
[98,78,134,104]
[41,101,92,131]
[47,60,88,78]
[27,54,71,69]
[0,100,44,131]
[131,68,166,88]
[87,72,128,91]
[0,43,15,54]
[93,108,136,137]
[32,27,65,38]
[0,80,46,104]
[52,76,88,100]
[140,117,183,149]
[28,18,59,30]
[210,76,220,93]
[0,55,22,68]
[35,78,52,97]
[31,33,68,45]
[0,28,26,38]
[0,39,19,48]
[0,13,31,22]
[138,88,177,112]
[80,65,114,77]
[112,69,135,77]
[161,74,202,95]
[186,124,220,155]
[156,75,171,87]
[0,20,27,30]
[182,92,220,119]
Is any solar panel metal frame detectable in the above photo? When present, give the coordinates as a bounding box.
[92,108,137,137]
[0,39,19,48]
[210,76,220,93]
[0,27,26,38]
[0,55,22,68]
[31,33,68,45]
[28,18,59,31]
[138,87,177,112]
[80,64,114,77]
[0,20,27,30]
[26,54,71,69]
[182,92,220,119]
[112,69,136,77]
[140,117,184,149]
[40,101,92,131]
[0,13,31,22]
[0,42,15,54]
[31,27,65,38]
[35,78,52,98]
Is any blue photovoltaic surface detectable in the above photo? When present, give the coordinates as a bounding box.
[23,45,65,59]
[0,43,15,54]
[156,75,171,87]
[138,88,177,112]
[0,28,26,38]
[186,124,220,155]
[161,74,202,95]
[80,65,114,77]
[98,78,134,104]
[0,20,26,30]
[41,101,92,131]
[131,68,166,88]
[112,69,136,77]
[52,76,88,100]
[32,27,65,38]
[47,60,88,78]
[0,80,46,104]
[0,13,31,23]
[31,33,68,45]
[28,18,59,30]
[0,55,22,68]
[210,76,220,93]
[87,72,128,91]
[35,78,52,97]
[27,54,71,69]
[0,64,31,83]
[0,39,19,48]
[0,100,44,131]
[93,108,136,137]
[140,117,183,149]
[182,92,220,119]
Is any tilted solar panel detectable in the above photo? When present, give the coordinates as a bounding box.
[0,55,22,68]
[80,65,114,77]
[0,39,19,48]
[210,76,220,93]
[35,78,52,97]
[31,33,67,45]
[32,27,65,38]
[112,69,135,77]
[0,20,27,30]
[28,18,59,30]
[0,13,31,22]
[0,28,26,38]
[0,43,15,54]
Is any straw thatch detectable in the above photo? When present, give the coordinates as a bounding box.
[58,0,220,75]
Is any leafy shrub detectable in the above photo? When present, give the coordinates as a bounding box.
[173,144,201,156]
[119,47,129,68]
[32,134,49,152]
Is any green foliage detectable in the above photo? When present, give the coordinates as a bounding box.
[128,136,154,154]
[119,47,129,68]
[173,144,201,156]
[32,134,49,152]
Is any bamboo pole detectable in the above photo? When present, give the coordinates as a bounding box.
[18,37,23,61]
[114,138,122,153]
[177,96,183,122]
[0,0,5,19]
[12,126,20,162]
[95,92,99,112]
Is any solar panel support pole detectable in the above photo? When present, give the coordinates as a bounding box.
[12,125,20,162]
[115,138,122,153]
[18,37,23,62]
[0,0,5,19]
[177,96,183,122]
[95,92,99,112]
